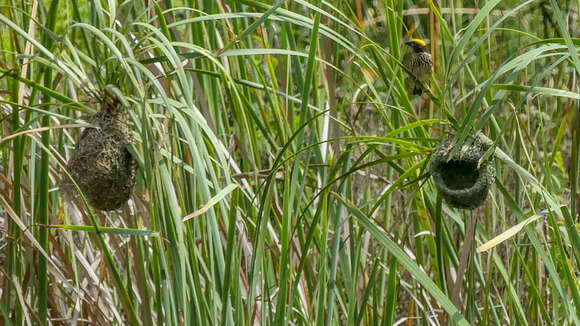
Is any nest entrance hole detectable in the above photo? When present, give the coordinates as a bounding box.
[439,160,479,190]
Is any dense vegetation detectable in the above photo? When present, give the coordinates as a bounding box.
[1,0,580,325]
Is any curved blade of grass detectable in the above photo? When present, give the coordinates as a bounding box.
[46,225,159,237]
[335,194,469,326]
[495,182,580,324]
[548,0,580,74]
[491,84,580,100]
[0,68,91,111]
[450,44,568,159]
[477,207,562,253]
[216,0,286,55]
[450,0,535,82]
[183,184,238,221]
[445,0,501,79]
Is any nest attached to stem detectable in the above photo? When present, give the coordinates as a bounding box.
[430,133,495,210]
[63,90,136,211]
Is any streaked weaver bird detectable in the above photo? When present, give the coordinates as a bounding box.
[402,38,433,95]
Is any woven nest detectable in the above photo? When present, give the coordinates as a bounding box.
[429,133,495,210]
[63,91,136,211]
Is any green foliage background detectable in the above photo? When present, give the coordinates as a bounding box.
[1,0,580,325]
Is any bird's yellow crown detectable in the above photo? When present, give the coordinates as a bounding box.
[409,38,426,46]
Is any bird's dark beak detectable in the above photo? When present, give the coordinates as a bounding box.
[404,40,414,46]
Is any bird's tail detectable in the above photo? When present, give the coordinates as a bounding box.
[413,85,422,95]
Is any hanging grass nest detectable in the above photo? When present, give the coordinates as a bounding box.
[430,133,495,209]
[63,89,136,211]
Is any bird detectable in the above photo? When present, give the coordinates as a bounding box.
[402,38,433,95]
